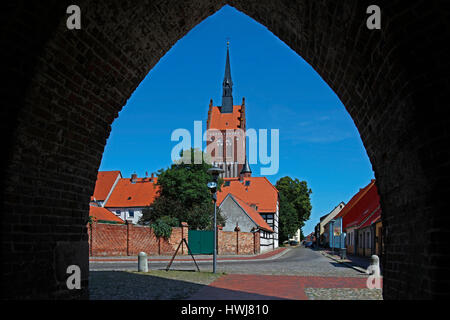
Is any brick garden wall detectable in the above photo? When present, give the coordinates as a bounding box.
[88,222,259,257]
[217,229,260,255]
[88,222,189,256]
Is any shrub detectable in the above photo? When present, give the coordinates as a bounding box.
[151,216,179,239]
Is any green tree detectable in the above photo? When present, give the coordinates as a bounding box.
[151,216,179,239]
[276,176,312,242]
[139,148,226,230]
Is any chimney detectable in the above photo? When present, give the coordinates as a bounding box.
[131,173,137,184]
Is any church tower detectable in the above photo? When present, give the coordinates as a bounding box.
[206,42,251,178]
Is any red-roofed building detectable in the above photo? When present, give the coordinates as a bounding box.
[219,194,275,252]
[344,182,382,257]
[90,170,122,207]
[324,179,383,257]
[217,176,279,252]
[104,173,160,224]
[89,205,125,224]
[217,177,278,213]
[324,180,376,251]
[305,232,316,243]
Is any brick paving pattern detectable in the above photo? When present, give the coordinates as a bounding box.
[188,274,383,300]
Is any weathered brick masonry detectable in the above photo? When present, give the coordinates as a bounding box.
[217,229,260,255]
[2,1,450,299]
[88,222,189,256]
[88,222,258,256]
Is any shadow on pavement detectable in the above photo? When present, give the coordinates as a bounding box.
[89,271,289,300]
[328,262,355,269]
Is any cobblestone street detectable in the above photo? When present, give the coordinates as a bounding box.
[90,246,383,300]
[305,288,382,300]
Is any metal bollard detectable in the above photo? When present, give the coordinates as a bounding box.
[138,252,148,272]
[340,248,347,260]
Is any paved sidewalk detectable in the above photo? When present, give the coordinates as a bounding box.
[89,247,289,263]
[319,249,382,274]
[187,274,382,300]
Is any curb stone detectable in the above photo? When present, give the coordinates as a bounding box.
[90,247,291,264]
[320,251,367,274]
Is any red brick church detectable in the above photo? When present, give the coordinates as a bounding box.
[206,43,279,252]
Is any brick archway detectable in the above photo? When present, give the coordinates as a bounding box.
[2,1,449,299]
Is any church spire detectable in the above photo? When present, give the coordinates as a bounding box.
[221,41,234,113]
[240,156,252,178]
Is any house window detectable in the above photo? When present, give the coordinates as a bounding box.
[115,210,121,216]
[245,181,251,186]
[128,210,134,218]
[224,181,230,187]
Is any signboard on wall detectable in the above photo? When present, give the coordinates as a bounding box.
[333,226,341,236]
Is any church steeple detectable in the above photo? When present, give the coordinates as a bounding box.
[221,41,234,113]
[240,156,252,178]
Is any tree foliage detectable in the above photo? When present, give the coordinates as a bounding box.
[276,176,312,242]
[139,149,226,230]
[150,216,179,239]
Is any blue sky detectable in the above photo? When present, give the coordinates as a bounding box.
[99,5,374,235]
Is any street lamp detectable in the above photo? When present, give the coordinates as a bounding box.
[207,166,224,273]
[330,219,336,254]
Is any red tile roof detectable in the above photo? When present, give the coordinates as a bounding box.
[91,170,121,201]
[226,194,273,232]
[208,105,243,130]
[104,177,160,208]
[334,180,374,222]
[339,180,381,231]
[358,206,381,229]
[89,205,124,224]
[217,177,278,213]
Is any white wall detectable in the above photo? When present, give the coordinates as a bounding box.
[260,230,274,253]
[107,207,143,224]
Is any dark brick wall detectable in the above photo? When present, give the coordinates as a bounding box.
[1,0,449,299]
